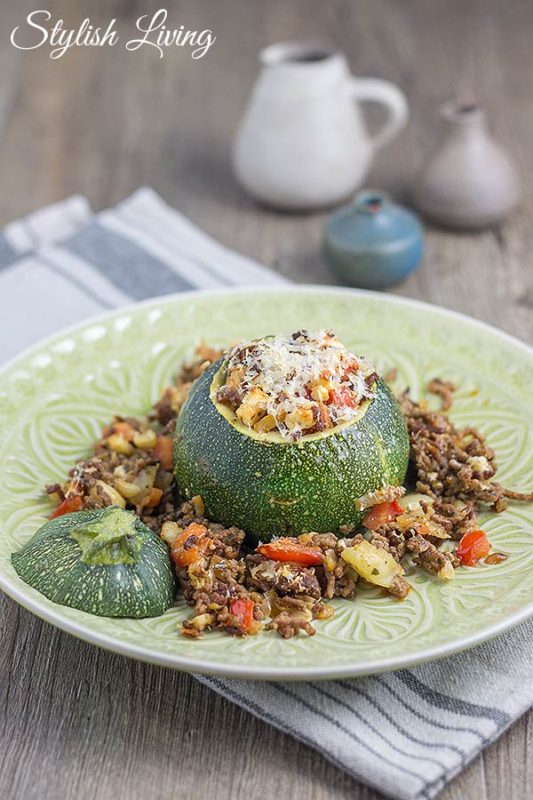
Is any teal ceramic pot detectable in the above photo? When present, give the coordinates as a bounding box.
[323,190,424,289]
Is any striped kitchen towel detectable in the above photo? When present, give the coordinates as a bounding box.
[0,189,284,363]
[0,188,532,800]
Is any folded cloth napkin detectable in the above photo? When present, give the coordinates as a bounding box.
[0,189,532,800]
[0,189,284,362]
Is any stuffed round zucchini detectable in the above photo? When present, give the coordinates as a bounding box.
[174,330,409,538]
[12,506,175,618]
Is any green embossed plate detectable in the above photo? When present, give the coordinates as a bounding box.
[0,287,532,680]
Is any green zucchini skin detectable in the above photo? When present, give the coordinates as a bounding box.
[173,361,409,539]
[11,508,175,618]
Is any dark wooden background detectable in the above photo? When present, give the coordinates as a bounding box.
[0,1,532,798]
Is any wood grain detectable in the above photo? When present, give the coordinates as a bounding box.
[0,1,532,798]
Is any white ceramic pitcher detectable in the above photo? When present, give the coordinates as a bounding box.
[233,41,408,210]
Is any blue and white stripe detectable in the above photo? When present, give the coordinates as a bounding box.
[0,189,286,362]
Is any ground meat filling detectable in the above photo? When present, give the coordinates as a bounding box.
[216,330,377,440]
[398,382,533,520]
[246,554,322,599]
[45,345,533,640]
[46,345,223,533]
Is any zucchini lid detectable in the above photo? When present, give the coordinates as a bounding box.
[11,506,175,618]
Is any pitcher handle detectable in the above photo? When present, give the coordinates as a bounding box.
[349,78,408,151]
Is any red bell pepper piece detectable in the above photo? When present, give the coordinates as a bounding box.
[153,435,173,470]
[457,530,491,566]
[49,495,83,519]
[170,522,209,567]
[229,598,256,632]
[363,500,403,531]
[328,387,357,408]
[257,538,323,566]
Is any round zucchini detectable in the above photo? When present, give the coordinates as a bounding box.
[11,506,175,618]
[173,359,409,539]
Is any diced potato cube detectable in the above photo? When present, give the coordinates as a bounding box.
[315,603,335,620]
[242,387,267,405]
[310,378,331,402]
[226,366,245,388]
[236,388,269,427]
[106,434,134,456]
[115,478,142,499]
[341,540,405,589]
[467,455,491,476]
[398,492,434,512]
[285,405,315,431]
[438,560,455,581]
[236,405,255,426]
[94,480,126,508]
[189,613,215,630]
[160,521,181,546]
[323,548,337,572]
[133,429,158,449]
[191,495,205,517]
[254,414,277,433]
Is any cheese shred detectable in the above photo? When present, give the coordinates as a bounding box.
[217,330,378,440]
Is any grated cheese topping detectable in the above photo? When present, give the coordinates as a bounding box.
[216,330,378,440]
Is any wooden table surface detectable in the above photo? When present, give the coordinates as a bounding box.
[1,1,532,798]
